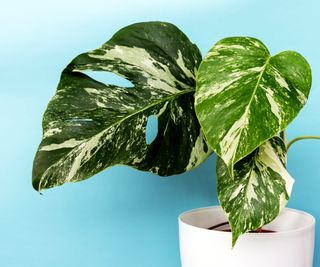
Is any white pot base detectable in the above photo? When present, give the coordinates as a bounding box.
[179,206,315,267]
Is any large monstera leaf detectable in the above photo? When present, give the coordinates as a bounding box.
[195,37,312,175]
[32,22,211,191]
[217,137,294,246]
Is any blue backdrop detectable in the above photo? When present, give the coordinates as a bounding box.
[1,0,319,266]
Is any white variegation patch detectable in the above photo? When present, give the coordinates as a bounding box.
[264,87,282,129]
[245,170,259,203]
[186,131,212,170]
[85,87,101,94]
[132,157,144,164]
[88,45,187,94]
[195,76,243,105]
[155,101,169,117]
[215,44,246,50]
[229,184,244,200]
[61,127,114,183]
[258,141,294,196]
[176,50,195,79]
[274,71,290,90]
[40,138,83,151]
[295,88,307,104]
[220,112,248,169]
[64,142,88,182]
[43,128,62,138]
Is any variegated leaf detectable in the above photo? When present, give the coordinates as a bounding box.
[32,22,212,191]
[217,137,294,246]
[195,37,312,175]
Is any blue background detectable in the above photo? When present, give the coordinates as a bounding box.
[1,0,320,266]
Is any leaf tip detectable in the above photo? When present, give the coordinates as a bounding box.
[231,231,240,248]
[32,173,42,193]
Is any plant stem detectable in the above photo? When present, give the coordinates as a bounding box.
[286,136,320,151]
[280,131,286,142]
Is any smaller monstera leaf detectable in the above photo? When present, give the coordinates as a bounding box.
[195,37,312,175]
[32,21,212,191]
[217,137,294,246]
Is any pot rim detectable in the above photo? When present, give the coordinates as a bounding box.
[179,206,315,236]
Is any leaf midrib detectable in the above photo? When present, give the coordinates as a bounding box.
[230,57,271,166]
[229,148,259,245]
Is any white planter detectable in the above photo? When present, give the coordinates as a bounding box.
[179,206,315,267]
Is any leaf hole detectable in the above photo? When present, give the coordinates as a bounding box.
[83,71,134,88]
[146,115,158,144]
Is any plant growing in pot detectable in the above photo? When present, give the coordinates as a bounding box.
[33,21,316,267]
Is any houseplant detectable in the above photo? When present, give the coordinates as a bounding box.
[32,21,316,266]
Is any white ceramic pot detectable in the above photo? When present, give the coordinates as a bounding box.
[179,206,315,267]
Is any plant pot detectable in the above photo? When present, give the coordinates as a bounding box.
[179,206,315,267]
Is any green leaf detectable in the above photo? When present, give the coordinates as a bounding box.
[32,21,212,191]
[195,37,312,175]
[217,137,294,246]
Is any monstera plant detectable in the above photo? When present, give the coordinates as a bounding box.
[33,21,313,245]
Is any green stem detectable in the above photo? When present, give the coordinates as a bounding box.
[286,136,320,151]
[280,131,286,143]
